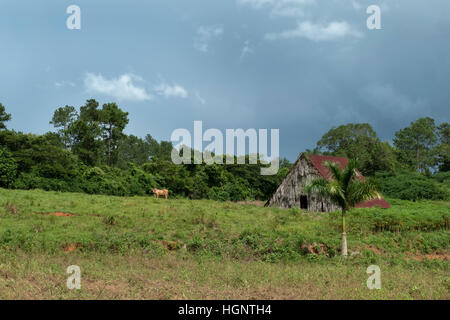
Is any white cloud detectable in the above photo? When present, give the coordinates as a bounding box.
[240,40,254,60]
[194,25,224,53]
[84,73,152,101]
[55,81,75,88]
[154,83,188,99]
[265,21,362,42]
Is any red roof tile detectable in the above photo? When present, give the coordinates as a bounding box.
[355,198,390,209]
[309,154,349,180]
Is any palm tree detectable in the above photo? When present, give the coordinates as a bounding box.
[305,160,381,256]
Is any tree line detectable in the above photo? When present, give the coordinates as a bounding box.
[0,101,289,200]
[0,100,448,201]
[309,120,449,201]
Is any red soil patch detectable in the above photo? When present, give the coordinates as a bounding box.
[63,243,80,253]
[34,212,75,217]
[409,253,450,262]
[51,212,74,217]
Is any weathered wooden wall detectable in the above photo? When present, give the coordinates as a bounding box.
[267,155,340,212]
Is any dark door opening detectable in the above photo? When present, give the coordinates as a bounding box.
[300,195,308,210]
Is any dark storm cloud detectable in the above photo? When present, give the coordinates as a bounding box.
[0,0,448,160]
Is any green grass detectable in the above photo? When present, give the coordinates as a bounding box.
[0,188,448,299]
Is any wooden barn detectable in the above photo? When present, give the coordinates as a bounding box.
[266,153,390,212]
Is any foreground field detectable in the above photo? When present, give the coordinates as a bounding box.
[1,252,448,299]
[0,188,448,299]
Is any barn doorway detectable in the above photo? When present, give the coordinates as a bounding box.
[300,195,308,209]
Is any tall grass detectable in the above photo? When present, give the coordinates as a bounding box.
[0,188,448,265]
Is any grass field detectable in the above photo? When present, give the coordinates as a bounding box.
[0,188,448,299]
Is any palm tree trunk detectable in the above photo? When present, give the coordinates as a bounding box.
[341,209,348,256]
[107,125,112,167]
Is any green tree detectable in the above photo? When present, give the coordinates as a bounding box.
[70,99,104,166]
[317,123,396,175]
[279,157,292,169]
[0,103,12,130]
[318,123,376,153]
[437,122,449,172]
[99,103,129,166]
[50,105,78,149]
[306,160,380,256]
[116,134,151,168]
[145,134,173,161]
[145,134,159,157]
[393,117,438,172]
[0,147,17,187]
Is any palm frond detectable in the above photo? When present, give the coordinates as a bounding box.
[306,178,345,207]
[328,179,347,208]
[346,179,380,207]
[305,178,330,197]
[324,161,342,182]
[342,159,358,190]
[327,179,345,199]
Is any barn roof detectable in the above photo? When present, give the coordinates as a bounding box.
[306,154,390,209]
[354,198,390,209]
[309,154,349,180]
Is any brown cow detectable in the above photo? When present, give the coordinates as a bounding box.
[151,188,169,199]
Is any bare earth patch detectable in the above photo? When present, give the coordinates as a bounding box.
[34,212,75,217]
[408,252,450,262]
[63,243,80,253]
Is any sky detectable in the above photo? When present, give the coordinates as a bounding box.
[0,0,449,161]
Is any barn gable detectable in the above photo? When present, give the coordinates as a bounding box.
[266,153,390,211]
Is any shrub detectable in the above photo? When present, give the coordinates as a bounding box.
[434,171,450,189]
[0,147,17,187]
[207,187,230,201]
[374,171,449,201]
[12,172,77,192]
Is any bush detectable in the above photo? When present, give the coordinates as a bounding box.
[207,187,229,201]
[339,206,450,233]
[0,147,17,187]
[374,171,449,201]
[12,172,80,192]
[434,171,450,188]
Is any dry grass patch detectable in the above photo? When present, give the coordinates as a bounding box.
[0,252,448,300]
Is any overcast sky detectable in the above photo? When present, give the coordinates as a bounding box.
[0,0,449,161]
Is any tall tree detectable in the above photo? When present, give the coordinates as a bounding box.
[393,117,438,172]
[437,122,449,172]
[116,135,151,168]
[70,99,104,166]
[316,123,396,175]
[99,103,129,166]
[0,103,12,130]
[306,160,380,256]
[50,105,78,149]
[318,123,377,154]
[145,134,173,161]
